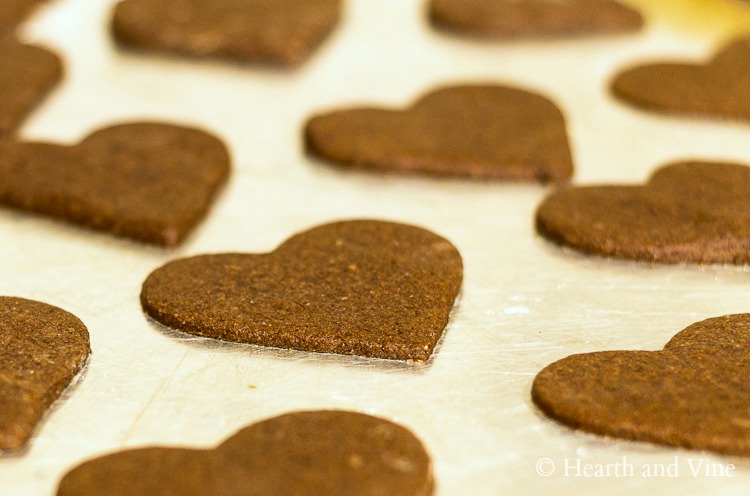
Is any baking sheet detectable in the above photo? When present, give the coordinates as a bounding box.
[3,0,750,494]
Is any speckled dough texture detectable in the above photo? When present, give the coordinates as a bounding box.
[429,0,643,39]
[0,0,48,31]
[0,39,62,136]
[0,122,230,246]
[57,410,435,496]
[612,38,750,121]
[535,161,750,263]
[112,0,341,66]
[532,314,750,456]
[305,85,573,181]
[0,297,90,452]
[141,220,463,362]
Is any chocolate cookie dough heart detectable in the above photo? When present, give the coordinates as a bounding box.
[0,39,61,136]
[532,314,750,456]
[612,38,750,121]
[112,0,341,66]
[0,122,230,246]
[429,0,643,39]
[0,0,48,32]
[305,85,573,181]
[141,220,463,362]
[57,410,434,496]
[535,161,750,263]
[0,297,90,452]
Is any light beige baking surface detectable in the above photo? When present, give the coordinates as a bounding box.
[3,0,750,494]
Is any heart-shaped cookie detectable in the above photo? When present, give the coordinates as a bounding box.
[304,85,573,181]
[141,220,463,362]
[0,0,48,32]
[0,122,230,246]
[535,161,750,263]
[111,0,341,66]
[0,296,90,452]
[57,410,434,496]
[532,314,750,456]
[429,0,643,39]
[0,38,62,136]
[612,38,750,121]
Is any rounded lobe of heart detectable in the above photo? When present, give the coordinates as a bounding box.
[56,410,435,496]
[0,296,90,451]
[112,0,341,65]
[140,220,463,362]
[305,85,573,181]
[535,161,750,263]
[612,38,750,121]
[532,314,750,456]
[0,122,230,246]
[429,0,643,38]
[0,39,62,136]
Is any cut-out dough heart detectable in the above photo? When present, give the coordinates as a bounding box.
[141,220,463,362]
[535,161,750,263]
[0,39,61,136]
[612,38,750,121]
[112,0,341,66]
[0,122,230,246]
[305,85,573,181]
[0,296,90,452]
[57,410,435,496]
[429,0,643,39]
[532,314,750,456]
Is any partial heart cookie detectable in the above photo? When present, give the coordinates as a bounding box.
[141,220,463,362]
[0,0,49,32]
[0,122,230,246]
[429,0,643,39]
[0,39,61,136]
[57,410,434,496]
[532,314,750,456]
[112,0,341,66]
[0,297,90,452]
[305,85,573,181]
[535,161,750,263]
[612,38,750,121]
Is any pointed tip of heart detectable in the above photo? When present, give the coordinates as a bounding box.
[0,40,63,136]
[0,296,90,452]
[0,428,27,452]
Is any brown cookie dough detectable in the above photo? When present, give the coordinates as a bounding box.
[0,122,230,246]
[612,38,750,121]
[0,38,62,136]
[111,0,341,66]
[0,0,48,32]
[535,161,750,263]
[141,220,463,362]
[429,0,643,39]
[57,410,435,496]
[305,85,573,181]
[532,314,750,456]
[0,296,90,452]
